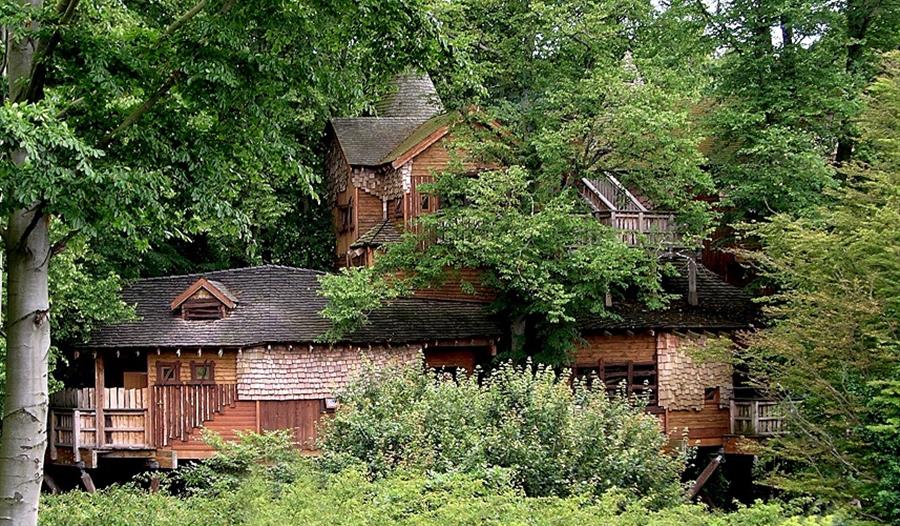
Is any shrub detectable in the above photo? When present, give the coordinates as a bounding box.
[40,467,841,526]
[318,360,688,506]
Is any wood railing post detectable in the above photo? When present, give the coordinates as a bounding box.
[750,400,759,435]
[729,399,736,434]
[48,411,57,460]
[72,409,81,463]
[94,353,106,446]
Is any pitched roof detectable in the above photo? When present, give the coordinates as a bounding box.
[374,73,444,119]
[330,117,425,166]
[578,258,755,331]
[350,220,403,249]
[329,73,448,167]
[85,265,502,349]
[169,278,238,311]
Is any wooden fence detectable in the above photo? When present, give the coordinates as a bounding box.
[153,384,238,447]
[730,399,785,436]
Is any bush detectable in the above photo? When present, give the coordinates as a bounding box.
[40,467,841,526]
[318,360,688,506]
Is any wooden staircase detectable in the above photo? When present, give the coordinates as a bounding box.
[152,384,238,447]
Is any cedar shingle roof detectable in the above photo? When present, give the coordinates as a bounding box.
[579,258,755,331]
[330,117,425,166]
[350,221,403,249]
[374,73,444,119]
[85,265,501,349]
[329,73,446,167]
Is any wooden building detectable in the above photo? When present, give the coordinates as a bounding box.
[49,266,501,470]
[47,73,777,480]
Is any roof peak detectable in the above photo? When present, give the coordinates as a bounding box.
[374,72,444,120]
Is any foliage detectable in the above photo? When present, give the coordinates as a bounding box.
[700,0,900,221]
[320,162,673,359]
[318,359,688,506]
[740,52,900,523]
[39,466,842,526]
[171,429,302,496]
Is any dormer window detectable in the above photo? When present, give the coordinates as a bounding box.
[170,278,238,320]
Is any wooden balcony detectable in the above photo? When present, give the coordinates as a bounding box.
[729,399,785,437]
[49,388,151,462]
[593,210,680,247]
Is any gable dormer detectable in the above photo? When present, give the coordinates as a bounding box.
[170,278,238,320]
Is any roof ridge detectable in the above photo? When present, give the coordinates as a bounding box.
[135,264,326,283]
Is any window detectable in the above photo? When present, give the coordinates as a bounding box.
[390,198,403,220]
[338,199,353,232]
[597,360,658,405]
[156,362,181,385]
[190,361,215,384]
[704,387,720,405]
[420,194,430,211]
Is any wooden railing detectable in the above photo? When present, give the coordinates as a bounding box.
[49,388,150,460]
[730,399,785,436]
[579,177,642,212]
[153,384,238,447]
[593,210,680,246]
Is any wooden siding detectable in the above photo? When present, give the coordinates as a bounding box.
[357,188,384,239]
[424,348,480,371]
[259,400,325,449]
[148,350,237,386]
[666,404,731,447]
[573,334,657,366]
[412,268,496,303]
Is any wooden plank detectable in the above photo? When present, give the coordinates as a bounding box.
[687,452,723,500]
[48,411,58,460]
[95,354,106,446]
[72,410,82,463]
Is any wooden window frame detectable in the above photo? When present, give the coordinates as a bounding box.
[189,361,216,385]
[156,361,182,386]
[420,194,431,212]
[338,199,353,233]
[597,359,658,406]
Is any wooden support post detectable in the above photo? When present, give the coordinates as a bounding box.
[43,473,61,494]
[688,451,723,500]
[149,473,160,494]
[48,410,57,460]
[750,400,759,435]
[687,258,698,306]
[80,469,97,493]
[95,353,106,446]
[729,399,736,434]
[72,409,82,464]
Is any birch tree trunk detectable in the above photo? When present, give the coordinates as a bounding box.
[0,2,50,525]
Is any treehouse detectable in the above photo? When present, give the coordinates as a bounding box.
[48,73,779,490]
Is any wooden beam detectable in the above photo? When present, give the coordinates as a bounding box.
[80,469,96,493]
[72,409,82,464]
[48,410,57,460]
[687,451,723,500]
[95,353,106,447]
[687,258,698,306]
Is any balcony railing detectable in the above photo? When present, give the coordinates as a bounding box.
[730,399,785,436]
[593,210,680,247]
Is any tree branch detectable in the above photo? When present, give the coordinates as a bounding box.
[100,70,182,147]
[49,228,80,258]
[161,0,209,40]
[14,203,45,255]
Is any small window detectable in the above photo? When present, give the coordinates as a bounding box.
[338,200,353,232]
[704,387,720,404]
[156,362,181,385]
[391,198,403,220]
[420,194,430,211]
[190,361,215,384]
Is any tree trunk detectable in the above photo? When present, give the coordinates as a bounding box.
[0,208,51,526]
[0,2,49,525]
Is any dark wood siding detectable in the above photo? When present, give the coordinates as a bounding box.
[259,400,325,450]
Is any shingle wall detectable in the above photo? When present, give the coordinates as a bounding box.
[656,333,732,410]
[237,344,421,400]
